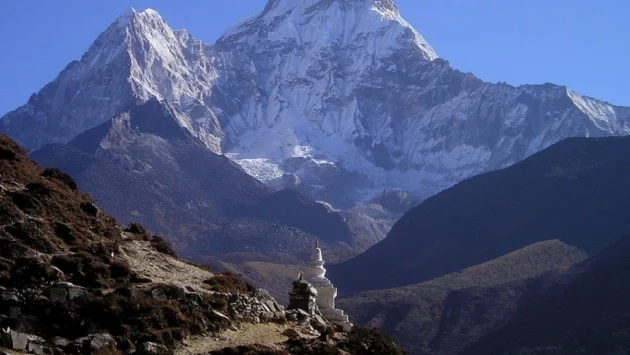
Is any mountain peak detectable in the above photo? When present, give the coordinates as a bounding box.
[110,7,167,35]
[115,7,137,26]
[262,0,399,12]
[222,0,437,61]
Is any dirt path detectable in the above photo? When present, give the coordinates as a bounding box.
[119,240,214,293]
[175,323,293,354]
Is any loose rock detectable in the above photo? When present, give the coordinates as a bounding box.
[139,341,169,354]
[282,328,301,339]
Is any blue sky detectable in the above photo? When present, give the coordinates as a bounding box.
[0,0,628,116]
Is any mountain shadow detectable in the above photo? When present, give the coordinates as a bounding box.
[463,233,630,354]
[330,136,630,294]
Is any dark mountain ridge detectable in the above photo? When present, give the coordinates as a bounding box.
[331,135,630,294]
[338,239,587,355]
[463,233,630,354]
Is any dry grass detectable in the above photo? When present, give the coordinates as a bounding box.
[176,323,292,354]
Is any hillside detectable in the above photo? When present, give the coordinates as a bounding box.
[331,136,630,293]
[32,99,377,259]
[338,240,587,354]
[463,234,630,355]
[0,133,405,354]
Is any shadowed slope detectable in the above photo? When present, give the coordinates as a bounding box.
[331,136,630,294]
[463,234,630,354]
[338,240,587,354]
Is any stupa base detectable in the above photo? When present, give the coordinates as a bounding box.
[321,308,353,331]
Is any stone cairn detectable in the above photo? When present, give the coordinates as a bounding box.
[303,241,353,331]
[288,272,321,316]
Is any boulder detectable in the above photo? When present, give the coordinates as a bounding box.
[46,287,67,303]
[301,327,320,336]
[52,337,70,347]
[68,286,86,300]
[151,284,188,301]
[79,202,101,217]
[89,333,115,350]
[26,334,45,344]
[274,311,286,321]
[27,342,44,355]
[282,328,301,339]
[260,312,274,321]
[8,307,20,318]
[212,310,230,322]
[75,333,116,353]
[254,288,272,300]
[151,287,168,301]
[265,300,277,312]
[313,314,327,326]
[139,341,169,354]
[311,314,328,331]
[0,290,18,302]
[9,331,28,351]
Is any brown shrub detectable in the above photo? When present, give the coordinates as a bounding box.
[110,260,132,279]
[341,327,407,355]
[41,167,78,191]
[203,272,255,294]
[54,221,77,245]
[9,190,40,210]
[150,236,177,257]
[195,264,212,272]
[26,182,52,196]
[80,202,100,217]
[10,256,59,286]
[0,146,16,160]
[125,223,147,235]
[51,252,122,288]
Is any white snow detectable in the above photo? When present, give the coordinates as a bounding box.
[3,1,630,208]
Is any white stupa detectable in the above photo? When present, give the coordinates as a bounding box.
[303,241,353,331]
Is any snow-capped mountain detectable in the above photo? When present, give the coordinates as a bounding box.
[0,8,224,152]
[2,0,629,208]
